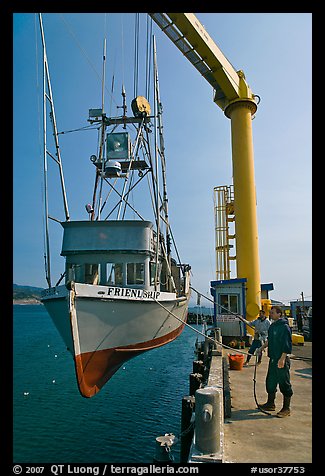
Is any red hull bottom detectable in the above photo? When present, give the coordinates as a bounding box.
[74,322,186,398]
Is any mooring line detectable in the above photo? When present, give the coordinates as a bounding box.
[190,285,255,330]
[153,298,251,356]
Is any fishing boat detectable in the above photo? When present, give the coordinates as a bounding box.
[38,14,191,398]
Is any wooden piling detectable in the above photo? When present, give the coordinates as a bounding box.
[180,395,195,463]
[189,372,202,396]
[193,360,205,374]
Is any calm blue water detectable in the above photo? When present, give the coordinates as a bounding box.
[13,305,201,463]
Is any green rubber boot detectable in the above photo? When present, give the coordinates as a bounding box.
[276,396,291,418]
[258,392,276,411]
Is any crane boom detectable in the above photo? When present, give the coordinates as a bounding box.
[149,12,261,325]
[148,13,255,111]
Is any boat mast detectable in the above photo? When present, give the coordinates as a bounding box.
[39,13,70,287]
[152,36,160,290]
[153,36,175,292]
[153,36,169,250]
[41,22,51,288]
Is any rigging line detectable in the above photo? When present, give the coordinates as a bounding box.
[154,39,169,246]
[57,124,99,135]
[103,166,150,216]
[153,299,251,356]
[104,196,144,221]
[117,118,145,219]
[58,13,118,108]
[121,171,134,220]
[99,177,118,215]
[145,15,153,101]
[145,168,157,223]
[168,225,184,272]
[123,167,151,198]
[133,13,140,99]
[144,124,160,228]
[135,132,158,220]
[121,169,136,220]
[160,240,177,293]
[120,14,125,95]
[103,180,145,221]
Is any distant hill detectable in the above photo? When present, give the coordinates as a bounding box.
[13,284,44,304]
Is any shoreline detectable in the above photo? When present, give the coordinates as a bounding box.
[13,299,42,305]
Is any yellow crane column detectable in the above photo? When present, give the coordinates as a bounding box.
[225,96,261,324]
[148,13,262,326]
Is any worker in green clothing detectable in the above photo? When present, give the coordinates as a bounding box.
[257,306,293,418]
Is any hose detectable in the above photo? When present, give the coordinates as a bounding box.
[154,293,276,416]
[252,354,273,416]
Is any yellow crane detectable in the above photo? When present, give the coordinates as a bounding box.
[149,13,261,323]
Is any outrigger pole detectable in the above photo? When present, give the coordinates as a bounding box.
[39,13,70,287]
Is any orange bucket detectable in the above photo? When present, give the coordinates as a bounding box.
[228,353,245,370]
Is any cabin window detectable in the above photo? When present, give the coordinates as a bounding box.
[219,293,239,314]
[150,262,160,285]
[66,263,84,283]
[66,263,75,282]
[127,263,145,285]
[85,264,99,284]
[106,263,123,286]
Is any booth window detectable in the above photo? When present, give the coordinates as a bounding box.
[219,293,239,314]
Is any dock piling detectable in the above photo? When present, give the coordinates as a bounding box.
[189,372,202,396]
[180,395,195,463]
[194,387,223,455]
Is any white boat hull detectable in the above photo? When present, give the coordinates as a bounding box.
[42,283,189,397]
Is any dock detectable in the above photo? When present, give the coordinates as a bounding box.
[223,342,312,463]
[180,335,312,464]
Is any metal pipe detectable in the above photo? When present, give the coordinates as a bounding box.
[225,99,261,326]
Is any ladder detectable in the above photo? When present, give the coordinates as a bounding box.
[213,185,236,280]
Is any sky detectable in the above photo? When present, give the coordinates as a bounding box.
[13,12,312,306]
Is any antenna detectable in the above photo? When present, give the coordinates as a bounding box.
[101,38,107,114]
[96,37,108,220]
